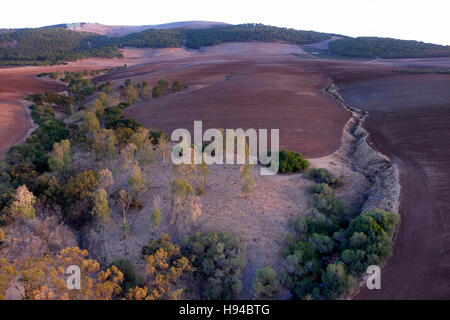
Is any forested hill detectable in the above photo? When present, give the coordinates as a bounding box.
[329,37,450,59]
[0,24,332,65]
[0,28,121,66]
[2,23,450,65]
[116,24,332,49]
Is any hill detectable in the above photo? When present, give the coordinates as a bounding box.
[0,28,120,65]
[2,22,450,66]
[67,21,230,37]
[116,23,332,49]
[329,37,450,58]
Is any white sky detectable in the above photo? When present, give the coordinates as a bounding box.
[1,0,449,45]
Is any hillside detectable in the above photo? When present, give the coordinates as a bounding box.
[2,23,450,66]
[329,37,450,58]
[0,28,120,65]
[116,23,332,49]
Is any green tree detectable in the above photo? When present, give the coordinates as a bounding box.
[321,262,356,299]
[97,92,109,107]
[90,189,111,223]
[128,165,150,205]
[251,267,281,300]
[129,127,151,148]
[81,110,100,138]
[182,231,247,300]
[64,170,99,203]
[171,177,193,210]
[48,139,72,174]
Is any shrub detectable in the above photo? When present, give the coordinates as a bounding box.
[64,170,99,204]
[305,168,344,188]
[251,267,281,300]
[196,186,205,196]
[157,78,169,90]
[343,209,400,275]
[109,259,144,296]
[277,150,310,173]
[308,183,333,196]
[151,208,162,227]
[140,234,194,300]
[321,262,356,299]
[105,118,142,131]
[152,86,162,99]
[311,192,355,227]
[182,231,247,300]
[283,205,399,299]
[148,128,169,145]
[171,80,182,92]
[35,173,63,207]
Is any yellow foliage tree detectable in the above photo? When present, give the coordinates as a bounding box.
[19,247,123,300]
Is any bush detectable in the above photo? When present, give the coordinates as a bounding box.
[308,183,333,196]
[311,192,355,227]
[63,170,99,204]
[321,262,356,299]
[148,128,169,145]
[105,118,142,131]
[343,209,400,275]
[151,208,162,227]
[251,267,281,300]
[283,206,399,299]
[109,259,144,296]
[275,150,310,173]
[305,168,344,188]
[152,86,162,99]
[171,80,182,92]
[182,231,247,300]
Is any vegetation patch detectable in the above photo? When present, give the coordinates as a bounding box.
[329,37,450,59]
[282,172,399,299]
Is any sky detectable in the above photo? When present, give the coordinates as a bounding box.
[1,0,449,45]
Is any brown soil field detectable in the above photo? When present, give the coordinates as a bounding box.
[98,47,349,158]
[0,67,65,155]
[0,48,162,157]
[329,61,450,299]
